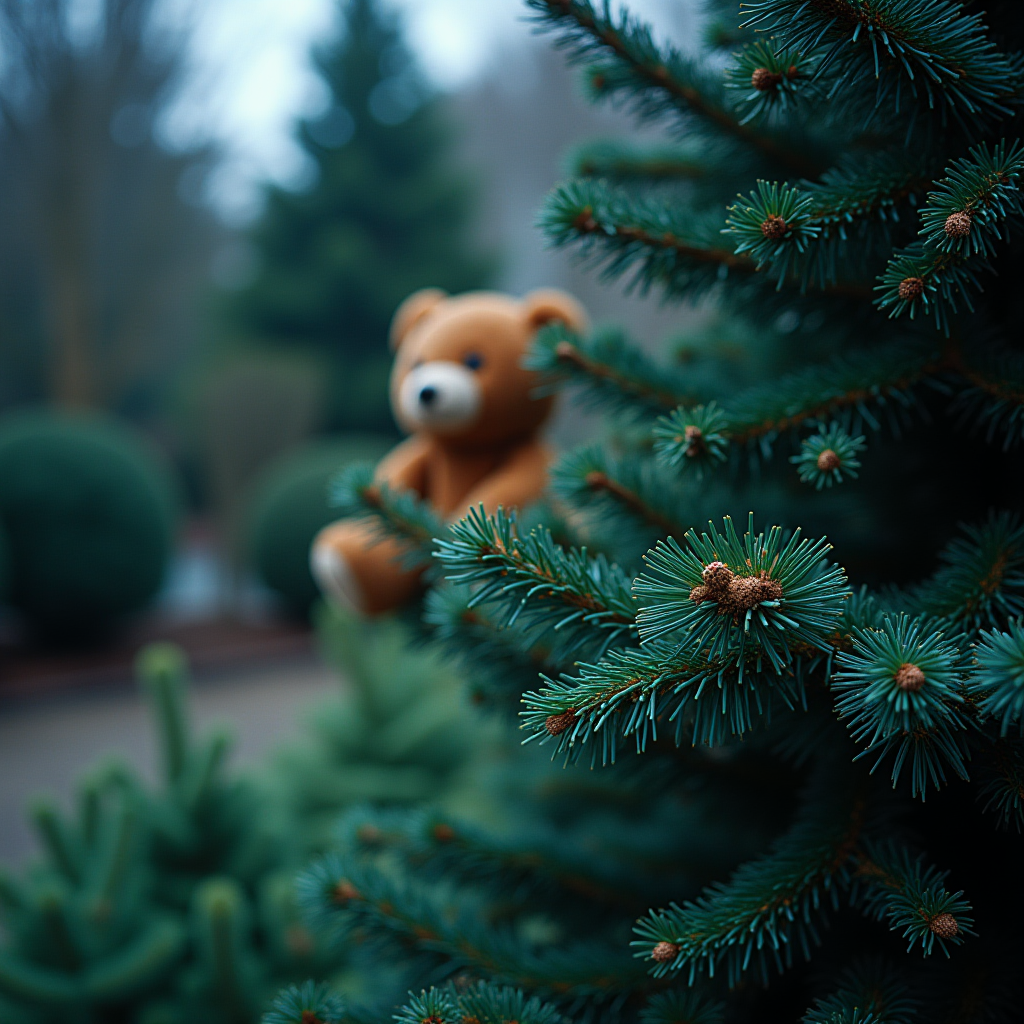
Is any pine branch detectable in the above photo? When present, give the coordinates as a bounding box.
[521,638,816,761]
[975,738,1024,832]
[632,769,868,986]
[741,0,1024,132]
[297,853,652,999]
[333,805,665,913]
[435,506,638,661]
[330,462,444,570]
[910,512,1024,634]
[876,141,1024,333]
[969,620,1024,737]
[550,445,691,541]
[727,39,820,124]
[569,139,710,182]
[525,0,823,177]
[264,981,346,1024]
[634,514,849,674]
[832,614,973,798]
[640,990,726,1024]
[396,983,563,1024]
[423,583,556,705]
[801,959,916,1024]
[526,323,697,418]
[949,344,1024,451]
[725,154,934,289]
[652,340,941,472]
[853,840,975,956]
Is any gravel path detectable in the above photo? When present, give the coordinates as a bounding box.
[0,657,337,865]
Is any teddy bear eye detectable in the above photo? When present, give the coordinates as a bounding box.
[463,353,483,371]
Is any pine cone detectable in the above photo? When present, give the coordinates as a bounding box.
[761,215,787,240]
[718,573,783,617]
[651,940,681,963]
[433,823,456,843]
[689,584,710,604]
[944,211,972,239]
[331,880,359,904]
[751,67,782,91]
[684,423,706,457]
[898,276,925,301]
[816,448,841,472]
[894,663,926,692]
[546,709,578,736]
[702,561,735,597]
[929,912,959,939]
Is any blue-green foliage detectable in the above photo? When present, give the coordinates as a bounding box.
[278,0,1024,1019]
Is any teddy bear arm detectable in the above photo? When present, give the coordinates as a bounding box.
[457,441,551,517]
[374,435,432,495]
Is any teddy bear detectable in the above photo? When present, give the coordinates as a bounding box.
[310,287,588,615]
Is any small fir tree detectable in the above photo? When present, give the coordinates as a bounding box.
[273,0,1024,1020]
[232,0,490,432]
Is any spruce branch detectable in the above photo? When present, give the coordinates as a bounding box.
[791,423,866,489]
[640,989,725,1024]
[569,139,709,182]
[435,506,638,661]
[653,341,940,473]
[551,445,691,540]
[297,854,651,999]
[911,512,1024,634]
[727,39,817,123]
[521,638,815,759]
[741,0,1024,131]
[976,738,1024,832]
[396,983,563,1024]
[526,322,696,418]
[540,178,757,297]
[969,620,1024,737]
[634,514,849,674]
[876,141,1024,332]
[652,404,730,480]
[801,959,917,1024]
[525,0,821,177]
[726,155,934,289]
[853,840,975,956]
[832,614,972,798]
[632,771,868,986]
[949,345,1024,451]
[263,980,346,1024]
[329,462,444,570]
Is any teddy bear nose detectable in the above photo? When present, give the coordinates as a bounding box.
[419,386,437,406]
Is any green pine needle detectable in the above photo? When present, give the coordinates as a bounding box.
[833,614,971,797]
[635,514,849,674]
[262,981,345,1024]
[791,424,866,489]
[970,620,1024,737]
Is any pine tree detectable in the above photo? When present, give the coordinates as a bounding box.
[271,1,1024,1020]
[231,0,490,433]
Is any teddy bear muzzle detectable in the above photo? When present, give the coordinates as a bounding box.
[398,361,482,432]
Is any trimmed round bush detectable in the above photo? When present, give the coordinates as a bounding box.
[246,435,391,617]
[0,412,178,642]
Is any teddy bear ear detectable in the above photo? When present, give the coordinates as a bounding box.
[522,289,589,336]
[389,288,448,350]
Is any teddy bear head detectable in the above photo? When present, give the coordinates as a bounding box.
[388,288,588,449]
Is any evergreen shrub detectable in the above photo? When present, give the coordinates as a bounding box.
[245,436,391,617]
[0,412,177,642]
[267,0,1024,1020]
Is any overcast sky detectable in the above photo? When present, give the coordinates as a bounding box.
[170,0,692,220]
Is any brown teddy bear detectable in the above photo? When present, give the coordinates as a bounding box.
[310,287,588,615]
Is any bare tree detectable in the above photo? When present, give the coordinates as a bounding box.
[0,0,219,412]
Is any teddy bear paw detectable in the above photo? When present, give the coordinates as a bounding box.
[310,543,365,615]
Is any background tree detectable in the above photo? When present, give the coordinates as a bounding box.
[231,0,491,433]
[268,0,1024,1021]
[0,0,218,416]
